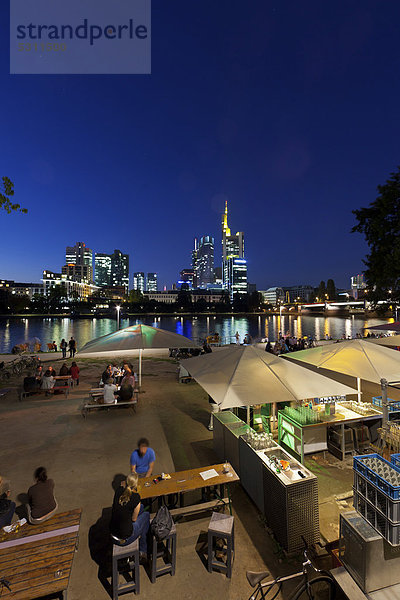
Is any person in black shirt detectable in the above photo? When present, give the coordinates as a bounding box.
[24,372,40,393]
[110,473,150,556]
[102,365,113,385]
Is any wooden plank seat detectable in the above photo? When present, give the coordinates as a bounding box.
[20,384,70,401]
[0,509,81,600]
[81,393,139,418]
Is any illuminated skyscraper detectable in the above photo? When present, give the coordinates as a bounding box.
[191,238,199,288]
[64,241,93,282]
[133,272,145,293]
[146,273,158,292]
[94,249,129,291]
[94,254,112,287]
[197,236,214,288]
[221,202,247,298]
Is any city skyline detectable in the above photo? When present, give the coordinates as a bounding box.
[2,2,400,289]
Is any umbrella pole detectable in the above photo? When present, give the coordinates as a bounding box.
[139,349,142,388]
[381,378,388,431]
[247,406,250,426]
[357,377,361,403]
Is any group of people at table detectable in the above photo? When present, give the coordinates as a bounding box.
[99,362,137,404]
[23,362,80,395]
[1,438,155,561]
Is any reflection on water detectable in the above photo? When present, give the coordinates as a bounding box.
[0,314,392,353]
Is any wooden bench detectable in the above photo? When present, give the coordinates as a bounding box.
[0,508,81,600]
[81,395,138,418]
[20,384,70,402]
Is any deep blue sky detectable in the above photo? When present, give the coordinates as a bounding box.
[1,1,400,290]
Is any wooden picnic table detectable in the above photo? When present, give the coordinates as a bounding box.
[0,509,81,599]
[137,463,239,517]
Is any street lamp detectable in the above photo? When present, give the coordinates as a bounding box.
[116,305,121,330]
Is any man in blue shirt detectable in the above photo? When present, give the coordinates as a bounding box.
[130,437,156,478]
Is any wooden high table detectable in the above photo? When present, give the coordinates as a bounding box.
[137,463,239,518]
[0,509,81,599]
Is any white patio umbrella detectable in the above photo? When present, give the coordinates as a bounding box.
[78,324,199,387]
[367,335,400,348]
[284,340,400,427]
[180,345,356,411]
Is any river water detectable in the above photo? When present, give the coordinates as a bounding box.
[0,315,392,353]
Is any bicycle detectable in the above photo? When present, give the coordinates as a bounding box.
[245,538,336,600]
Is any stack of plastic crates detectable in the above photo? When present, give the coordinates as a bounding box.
[353,454,400,545]
[372,396,400,412]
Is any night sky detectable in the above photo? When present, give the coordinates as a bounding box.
[1,1,400,290]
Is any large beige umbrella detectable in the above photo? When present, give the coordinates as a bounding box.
[180,346,356,410]
[78,324,199,387]
[367,335,400,348]
[285,340,400,426]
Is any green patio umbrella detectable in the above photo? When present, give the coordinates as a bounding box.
[78,324,199,387]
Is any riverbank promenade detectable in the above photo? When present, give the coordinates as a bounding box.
[2,350,399,599]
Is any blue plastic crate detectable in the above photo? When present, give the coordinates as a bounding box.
[372,396,400,412]
[392,454,400,469]
[353,455,400,500]
[353,488,400,545]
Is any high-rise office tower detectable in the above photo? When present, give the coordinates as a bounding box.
[64,242,93,283]
[146,273,158,292]
[197,236,215,288]
[221,202,247,298]
[94,249,129,291]
[133,272,145,293]
[111,250,129,291]
[65,242,93,267]
[94,253,112,287]
[191,238,198,288]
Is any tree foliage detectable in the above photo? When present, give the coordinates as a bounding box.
[0,177,28,214]
[352,167,400,304]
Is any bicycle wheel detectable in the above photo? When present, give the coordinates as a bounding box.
[292,575,336,600]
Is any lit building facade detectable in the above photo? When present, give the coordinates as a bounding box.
[94,253,112,287]
[191,238,199,288]
[180,269,194,287]
[146,273,158,292]
[0,280,44,299]
[94,249,129,292]
[64,242,93,282]
[197,235,215,288]
[221,201,247,298]
[133,272,145,293]
[111,250,129,291]
[351,274,366,290]
[263,287,285,305]
[226,258,248,298]
[42,270,98,300]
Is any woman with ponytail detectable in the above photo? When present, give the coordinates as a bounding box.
[110,473,150,557]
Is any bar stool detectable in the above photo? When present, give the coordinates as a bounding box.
[112,538,140,598]
[150,523,177,583]
[207,512,234,578]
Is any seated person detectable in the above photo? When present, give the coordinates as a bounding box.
[41,370,55,393]
[102,364,113,384]
[24,371,40,393]
[48,366,57,378]
[0,476,15,528]
[59,363,69,376]
[27,467,57,524]
[130,438,155,477]
[35,365,43,381]
[103,378,118,404]
[121,364,136,388]
[109,473,150,557]
[118,383,134,403]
